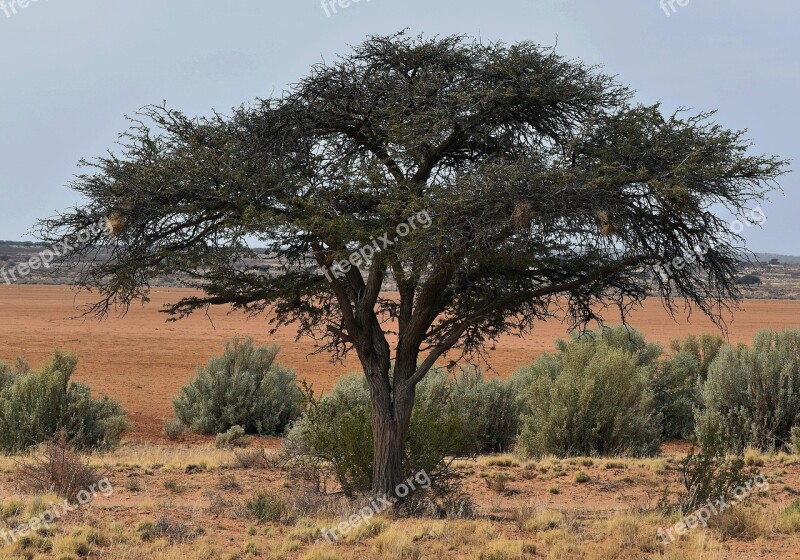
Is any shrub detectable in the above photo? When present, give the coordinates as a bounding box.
[777,499,800,533]
[516,327,660,458]
[669,333,725,381]
[163,418,183,441]
[792,427,800,454]
[173,338,303,436]
[737,274,762,285]
[17,433,103,500]
[573,470,590,484]
[695,329,800,452]
[0,351,127,453]
[676,430,752,514]
[284,369,477,496]
[215,425,251,449]
[449,368,522,453]
[246,491,287,523]
[651,350,703,439]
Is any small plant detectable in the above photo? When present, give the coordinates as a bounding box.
[246,491,287,523]
[125,477,142,493]
[777,499,800,533]
[164,479,184,494]
[138,515,198,543]
[16,433,103,501]
[218,473,241,490]
[485,472,513,494]
[163,418,183,441]
[215,425,251,449]
[232,447,271,468]
[744,448,765,467]
[676,435,751,514]
[573,470,590,484]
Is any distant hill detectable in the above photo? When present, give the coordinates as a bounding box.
[1,240,799,298]
[753,253,800,265]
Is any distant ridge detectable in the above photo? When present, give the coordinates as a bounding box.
[753,253,800,265]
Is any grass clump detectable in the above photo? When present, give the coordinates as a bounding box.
[573,470,590,484]
[246,491,287,523]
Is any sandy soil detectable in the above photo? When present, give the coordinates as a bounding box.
[1,285,799,441]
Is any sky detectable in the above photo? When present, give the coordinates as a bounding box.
[0,0,797,253]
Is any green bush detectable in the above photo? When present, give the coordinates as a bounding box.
[792,427,800,454]
[173,338,303,436]
[163,418,183,441]
[246,491,287,523]
[0,351,127,453]
[651,351,703,439]
[696,329,800,452]
[675,426,751,514]
[516,326,660,458]
[284,369,477,496]
[215,425,251,449]
[669,333,725,382]
[449,368,523,453]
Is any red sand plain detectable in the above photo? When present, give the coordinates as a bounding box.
[1,285,799,440]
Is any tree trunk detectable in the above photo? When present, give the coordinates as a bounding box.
[371,403,405,496]
[368,373,416,496]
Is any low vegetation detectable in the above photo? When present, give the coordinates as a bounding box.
[696,329,800,452]
[172,338,303,437]
[514,326,661,458]
[0,351,127,453]
[284,370,478,496]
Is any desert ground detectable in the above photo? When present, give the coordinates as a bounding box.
[3,285,800,559]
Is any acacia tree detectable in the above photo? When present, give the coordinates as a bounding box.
[39,33,786,495]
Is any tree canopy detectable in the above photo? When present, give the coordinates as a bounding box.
[38,32,787,493]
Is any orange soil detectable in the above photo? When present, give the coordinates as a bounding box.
[1,285,799,441]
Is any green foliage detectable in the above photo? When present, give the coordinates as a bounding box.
[676,428,750,514]
[792,427,800,454]
[737,274,762,285]
[516,326,661,458]
[669,333,725,381]
[285,370,478,496]
[246,491,287,523]
[696,329,800,452]
[215,425,251,449]
[0,351,127,453]
[163,418,183,441]
[173,338,302,436]
[651,351,703,439]
[449,368,523,453]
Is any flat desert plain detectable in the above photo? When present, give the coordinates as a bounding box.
[1,284,799,441]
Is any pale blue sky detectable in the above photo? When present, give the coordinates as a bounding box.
[0,0,796,252]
